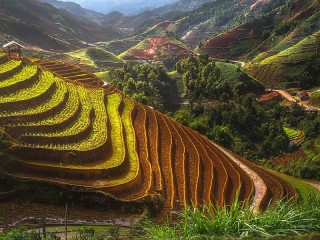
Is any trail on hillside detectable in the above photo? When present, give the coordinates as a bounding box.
[212,143,267,214]
[303,180,320,193]
[275,90,319,111]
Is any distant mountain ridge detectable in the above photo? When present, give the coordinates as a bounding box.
[0,0,121,50]
[40,0,104,23]
[154,0,213,15]
[79,0,177,15]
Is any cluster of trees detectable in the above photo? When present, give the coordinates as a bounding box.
[108,62,177,109]
[176,54,264,102]
[108,56,320,173]
[173,95,290,159]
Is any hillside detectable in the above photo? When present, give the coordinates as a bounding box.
[67,47,124,68]
[1,51,316,221]
[171,0,276,45]
[246,31,320,88]
[118,36,194,61]
[102,10,164,35]
[153,0,211,16]
[40,0,104,23]
[80,0,175,15]
[0,0,121,51]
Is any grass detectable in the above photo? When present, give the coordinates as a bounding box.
[68,47,123,68]
[272,171,319,201]
[86,47,123,64]
[67,48,95,66]
[94,70,110,82]
[139,196,320,239]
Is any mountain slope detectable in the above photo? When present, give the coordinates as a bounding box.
[154,0,212,16]
[0,0,121,50]
[40,0,104,23]
[0,51,309,218]
[81,0,176,15]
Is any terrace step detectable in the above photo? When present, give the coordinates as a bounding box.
[184,127,213,206]
[0,60,23,80]
[3,83,80,137]
[155,111,175,210]
[164,117,187,208]
[113,102,153,200]
[37,59,104,88]
[144,106,163,193]
[7,89,107,163]
[0,66,40,95]
[0,72,57,112]
[174,122,201,206]
[1,80,69,129]
[19,86,94,142]
[197,135,229,208]
[231,154,284,210]
[211,144,241,206]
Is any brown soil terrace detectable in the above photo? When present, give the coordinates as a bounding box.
[0,52,316,220]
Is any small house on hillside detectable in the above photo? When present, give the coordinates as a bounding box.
[3,41,25,58]
[298,91,310,101]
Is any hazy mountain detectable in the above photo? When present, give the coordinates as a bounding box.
[154,0,212,16]
[40,0,104,23]
[79,0,176,15]
[0,0,121,50]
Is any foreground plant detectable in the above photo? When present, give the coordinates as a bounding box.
[140,196,320,239]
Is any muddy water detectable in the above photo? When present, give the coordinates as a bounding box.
[0,201,142,231]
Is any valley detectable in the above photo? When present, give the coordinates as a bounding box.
[0,0,320,239]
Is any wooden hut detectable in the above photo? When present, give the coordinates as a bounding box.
[3,41,25,58]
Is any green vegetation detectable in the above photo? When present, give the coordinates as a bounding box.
[172,95,290,159]
[0,71,55,104]
[266,139,320,182]
[11,82,78,126]
[175,54,264,102]
[0,227,39,240]
[283,127,302,139]
[67,48,95,66]
[309,91,320,107]
[0,65,38,89]
[68,47,123,68]
[108,62,177,109]
[105,93,125,168]
[0,77,67,119]
[139,196,320,239]
[0,60,22,75]
[247,31,320,88]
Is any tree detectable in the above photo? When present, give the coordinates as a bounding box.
[209,126,234,149]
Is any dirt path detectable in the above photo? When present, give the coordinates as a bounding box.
[303,180,320,193]
[275,90,319,111]
[212,143,267,214]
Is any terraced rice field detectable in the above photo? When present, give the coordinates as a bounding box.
[246,31,320,87]
[0,53,318,218]
[284,127,305,147]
